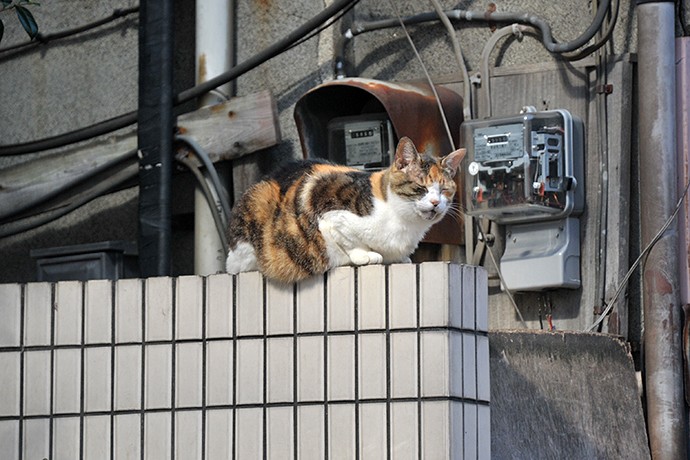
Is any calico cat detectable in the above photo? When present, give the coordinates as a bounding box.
[225,137,465,283]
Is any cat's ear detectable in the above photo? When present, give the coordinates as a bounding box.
[394,137,419,170]
[441,148,466,177]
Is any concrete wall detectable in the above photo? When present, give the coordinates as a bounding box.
[0,1,640,333]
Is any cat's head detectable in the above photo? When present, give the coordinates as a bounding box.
[389,137,465,222]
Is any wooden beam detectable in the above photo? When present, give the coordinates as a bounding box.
[0,90,280,222]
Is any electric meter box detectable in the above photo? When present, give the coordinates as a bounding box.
[462,109,585,224]
[327,114,395,170]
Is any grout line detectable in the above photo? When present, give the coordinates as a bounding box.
[384,266,391,460]
[353,268,360,460]
[18,283,25,460]
[171,278,177,460]
[49,283,56,460]
[323,273,329,460]
[416,265,422,460]
[79,281,86,460]
[139,279,146,460]
[201,276,208,460]
[231,275,237,460]
[110,280,117,460]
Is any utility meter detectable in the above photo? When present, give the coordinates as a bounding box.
[463,109,584,223]
[461,108,585,291]
[327,114,395,170]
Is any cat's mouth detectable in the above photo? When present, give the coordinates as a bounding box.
[420,209,441,221]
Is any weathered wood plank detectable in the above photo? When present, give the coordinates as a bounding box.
[0,90,280,221]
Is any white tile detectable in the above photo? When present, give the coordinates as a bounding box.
[23,419,50,460]
[145,344,172,409]
[297,276,324,333]
[24,283,52,347]
[358,334,386,400]
[55,281,82,345]
[115,279,142,343]
[359,403,386,459]
[328,404,355,459]
[391,332,417,398]
[114,413,141,460]
[478,404,491,459]
[358,265,386,330]
[114,345,142,411]
[462,334,477,400]
[391,401,418,459]
[327,266,355,331]
[84,347,112,412]
[85,280,112,344]
[267,406,294,460]
[389,264,417,329]
[267,337,293,403]
[448,264,463,329]
[84,415,111,459]
[298,336,324,402]
[145,412,171,460]
[145,277,173,341]
[476,268,489,332]
[237,271,263,336]
[206,340,234,406]
[421,401,449,459]
[421,331,449,397]
[463,403,478,460]
[206,274,233,338]
[328,335,354,401]
[450,401,464,460]
[0,353,20,416]
[53,348,81,414]
[462,266,476,330]
[206,409,233,459]
[176,411,202,460]
[298,405,324,459]
[449,332,464,398]
[176,342,202,408]
[236,408,263,459]
[419,262,449,327]
[476,335,491,402]
[176,276,203,340]
[24,350,50,416]
[0,284,22,347]
[53,417,80,460]
[266,280,294,335]
[0,420,19,460]
[237,339,263,404]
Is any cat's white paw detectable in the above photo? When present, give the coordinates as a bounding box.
[348,248,383,266]
[401,256,412,264]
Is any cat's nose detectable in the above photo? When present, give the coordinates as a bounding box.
[430,198,440,207]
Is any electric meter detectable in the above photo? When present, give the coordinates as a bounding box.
[462,109,584,224]
[461,108,585,291]
[327,114,394,170]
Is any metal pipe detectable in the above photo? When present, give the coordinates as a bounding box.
[637,2,687,458]
[137,0,174,277]
[194,0,235,275]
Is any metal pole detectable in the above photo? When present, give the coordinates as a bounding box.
[194,0,235,275]
[137,0,174,277]
[638,2,687,458]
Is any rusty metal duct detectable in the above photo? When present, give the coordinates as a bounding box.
[293,77,464,245]
[637,1,687,458]
[294,78,463,159]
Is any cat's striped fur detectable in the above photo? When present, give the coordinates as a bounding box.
[225,137,465,283]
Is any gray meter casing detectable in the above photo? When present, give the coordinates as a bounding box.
[462,109,584,224]
[461,109,585,291]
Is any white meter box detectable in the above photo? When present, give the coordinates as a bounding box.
[462,109,584,224]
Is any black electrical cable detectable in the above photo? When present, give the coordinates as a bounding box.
[0,0,360,157]
[337,2,611,76]
[0,6,139,56]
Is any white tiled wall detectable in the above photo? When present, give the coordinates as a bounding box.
[0,262,490,459]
